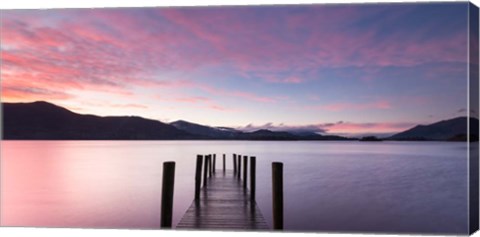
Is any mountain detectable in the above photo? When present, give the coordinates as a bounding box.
[2,101,192,140]
[239,129,296,140]
[388,117,479,141]
[279,130,353,141]
[170,121,352,141]
[1,101,352,141]
[170,120,241,139]
[359,136,383,142]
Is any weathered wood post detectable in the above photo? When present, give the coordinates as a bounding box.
[243,155,248,188]
[161,161,176,228]
[213,154,216,174]
[237,155,242,179]
[250,156,256,201]
[203,155,208,187]
[223,154,226,173]
[195,155,203,201]
[272,162,284,230]
[209,155,213,177]
[233,154,237,174]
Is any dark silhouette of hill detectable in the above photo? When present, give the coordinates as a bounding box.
[388,117,479,141]
[8,101,473,142]
[2,101,352,140]
[170,120,352,141]
[239,129,296,140]
[170,120,241,139]
[359,136,382,142]
[171,120,303,140]
[3,101,192,140]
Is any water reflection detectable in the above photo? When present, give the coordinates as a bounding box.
[1,141,469,234]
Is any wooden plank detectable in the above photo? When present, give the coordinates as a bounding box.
[176,170,269,230]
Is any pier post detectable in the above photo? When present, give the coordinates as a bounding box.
[223,154,226,173]
[195,155,203,201]
[272,162,284,230]
[213,154,216,174]
[161,161,176,228]
[233,154,237,174]
[250,156,256,201]
[243,156,248,188]
[203,155,208,187]
[209,155,213,177]
[237,155,242,179]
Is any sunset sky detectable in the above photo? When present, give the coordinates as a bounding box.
[1,3,472,136]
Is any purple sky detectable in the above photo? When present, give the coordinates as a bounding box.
[1,3,472,136]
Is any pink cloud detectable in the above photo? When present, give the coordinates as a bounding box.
[1,5,467,119]
[155,94,235,112]
[62,101,148,114]
[1,20,138,98]
[160,9,227,49]
[3,12,283,107]
[208,104,230,111]
[154,7,467,82]
[150,79,277,104]
[310,100,392,112]
[239,122,327,133]
[230,91,276,103]
[2,13,190,102]
[237,120,416,135]
[174,96,210,103]
[109,103,148,109]
[324,121,416,134]
[283,76,303,84]
[1,85,73,102]
[195,84,276,103]
[3,7,467,86]
[263,75,304,84]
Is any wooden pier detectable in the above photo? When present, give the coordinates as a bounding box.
[159,154,283,230]
[176,154,269,230]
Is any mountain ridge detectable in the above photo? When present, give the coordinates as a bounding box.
[2,101,477,141]
[170,120,241,139]
[387,117,478,141]
[2,101,192,140]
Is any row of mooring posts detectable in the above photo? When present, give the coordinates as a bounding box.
[232,154,257,200]
[159,154,284,230]
[195,154,223,193]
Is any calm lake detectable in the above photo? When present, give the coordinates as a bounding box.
[0,141,469,234]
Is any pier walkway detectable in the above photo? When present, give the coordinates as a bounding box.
[177,169,268,230]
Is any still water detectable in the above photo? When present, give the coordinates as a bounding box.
[0,141,469,234]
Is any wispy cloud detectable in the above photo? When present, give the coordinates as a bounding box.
[1,5,469,128]
[239,122,327,133]
[324,121,416,134]
[237,120,415,136]
[1,85,72,101]
[109,103,148,109]
[174,96,210,103]
[155,94,236,112]
[308,100,392,112]
[2,6,467,97]
[197,84,277,103]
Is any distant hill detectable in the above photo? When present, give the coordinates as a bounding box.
[359,136,383,142]
[388,117,479,141]
[170,120,241,139]
[171,120,297,140]
[239,129,296,140]
[0,101,365,141]
[2,101,192,140]
[170,120,352,141]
